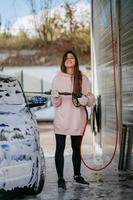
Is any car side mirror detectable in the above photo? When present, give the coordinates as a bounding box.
[28,96,48,108]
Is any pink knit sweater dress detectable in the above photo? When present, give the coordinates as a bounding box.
[52,72,96,136]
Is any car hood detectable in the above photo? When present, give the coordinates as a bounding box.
[0,105,38,141]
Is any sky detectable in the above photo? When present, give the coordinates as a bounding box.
[0,0,90,27]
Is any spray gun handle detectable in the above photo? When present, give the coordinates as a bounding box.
[72,91,82,98]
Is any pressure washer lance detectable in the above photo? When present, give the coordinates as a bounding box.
[26,90,82,107]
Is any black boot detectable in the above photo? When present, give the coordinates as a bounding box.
[74,175,89,185]
[58,177,66,189]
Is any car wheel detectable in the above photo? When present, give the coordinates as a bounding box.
[27,147,46,195]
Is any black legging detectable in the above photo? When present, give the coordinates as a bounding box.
[55,134,82,178]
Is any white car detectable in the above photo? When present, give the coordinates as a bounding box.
[0,75,46,194]
[34,101,54,122]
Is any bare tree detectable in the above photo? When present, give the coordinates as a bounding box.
[64,3,77,33]
[3,20,12,37]
[47,12,65,41]
[26,0,42,40]
[26,0,53,43]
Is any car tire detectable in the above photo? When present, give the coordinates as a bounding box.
[27,147,45,195]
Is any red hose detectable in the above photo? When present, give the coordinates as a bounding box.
[80,0,119,171]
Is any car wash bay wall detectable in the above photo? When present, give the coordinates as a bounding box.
[119,0,133,172]
[91,0,133,172]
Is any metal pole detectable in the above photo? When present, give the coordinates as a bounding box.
[21,70,24,88]
[116,0,123,150]
[125,125,133,172]
[118,124,127,170]
[41,79,43,95]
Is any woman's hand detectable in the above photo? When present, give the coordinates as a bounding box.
[51,90,60,98]
[78,95,88,106]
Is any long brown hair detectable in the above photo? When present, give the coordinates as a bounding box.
[61,50,82,92]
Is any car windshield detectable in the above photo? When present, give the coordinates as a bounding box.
[0,76,25,105]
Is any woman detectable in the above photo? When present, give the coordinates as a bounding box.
[51,50,96,189]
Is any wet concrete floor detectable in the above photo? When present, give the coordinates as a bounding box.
[0,122,133,200]
[1,155,133,200]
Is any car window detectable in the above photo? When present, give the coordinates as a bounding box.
[0,77,25,105]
